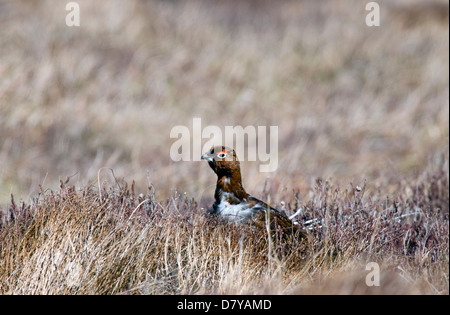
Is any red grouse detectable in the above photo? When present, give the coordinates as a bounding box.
[201,146,303,238]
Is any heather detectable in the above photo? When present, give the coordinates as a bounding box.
[0,0,448,294]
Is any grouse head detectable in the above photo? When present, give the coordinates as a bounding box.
[201,146,240,177]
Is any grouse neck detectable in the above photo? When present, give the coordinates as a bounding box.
[214,169,247,201]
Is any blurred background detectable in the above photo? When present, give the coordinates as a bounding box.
[0,0,448,207]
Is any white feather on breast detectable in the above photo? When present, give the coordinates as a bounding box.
[216,193,254,223]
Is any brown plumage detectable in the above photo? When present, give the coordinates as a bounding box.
[201,146,306,240]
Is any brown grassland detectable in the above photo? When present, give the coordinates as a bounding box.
[0,0,449,294]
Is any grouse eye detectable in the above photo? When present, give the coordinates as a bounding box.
[217,152,227,158]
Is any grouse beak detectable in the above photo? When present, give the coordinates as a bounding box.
[201,153,213,162]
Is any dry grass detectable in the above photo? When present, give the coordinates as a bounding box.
[0,162,448,294]
[0,0,448,294]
